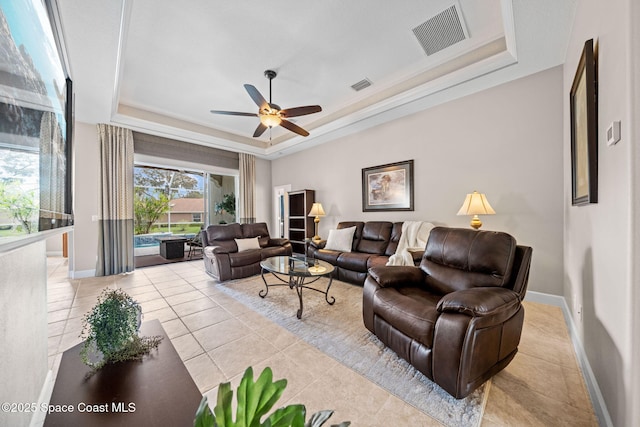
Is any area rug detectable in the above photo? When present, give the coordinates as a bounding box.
[217,275,489,427]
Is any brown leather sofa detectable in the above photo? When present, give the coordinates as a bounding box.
[202,222,292,281]
[307,221,423,285]
[363,226,532,398]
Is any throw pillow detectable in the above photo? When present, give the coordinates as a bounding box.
[235,237,260,252]
[324,226,357,252]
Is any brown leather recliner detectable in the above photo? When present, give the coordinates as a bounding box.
[202,222,292,281]
[363,226,532,399]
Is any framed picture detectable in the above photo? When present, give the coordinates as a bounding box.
[362,160,414,211]
[570,39,597,206]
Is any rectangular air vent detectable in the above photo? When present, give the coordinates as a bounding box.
[412,3,468,56]
[351,78,372,92]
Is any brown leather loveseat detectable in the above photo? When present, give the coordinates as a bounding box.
[202,222,292,281]
[307,221,425,285]
[363,226,532,398]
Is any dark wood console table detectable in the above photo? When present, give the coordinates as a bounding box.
[45,320,201,427]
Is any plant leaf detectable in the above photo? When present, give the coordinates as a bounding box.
[194,396,215,427]
[236,367,289,427]
[305,410,333,427]
[266,404,306,427]
[213,381,235,427]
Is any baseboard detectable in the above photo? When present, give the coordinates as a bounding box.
[70,269,95,279]
[525,291,613,427]
[29,369,54,427]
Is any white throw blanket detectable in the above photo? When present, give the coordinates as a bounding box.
[386,221,434,266]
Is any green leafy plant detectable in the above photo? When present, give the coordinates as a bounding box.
[80,288,163,372]
[194,367,349,427]
[214,193,236,217]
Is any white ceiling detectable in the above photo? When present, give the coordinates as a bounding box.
[57,0,576,159]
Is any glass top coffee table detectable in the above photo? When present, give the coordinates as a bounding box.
[259,256,336,319]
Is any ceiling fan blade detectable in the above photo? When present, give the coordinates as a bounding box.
[210,110,257,117]
[244,84,269,110]
[279,105,322,118]
[253,122,268,137]
[279,119,309,137]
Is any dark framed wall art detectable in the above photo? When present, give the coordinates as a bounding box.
[362,160,414,212]
[570,38,598,206]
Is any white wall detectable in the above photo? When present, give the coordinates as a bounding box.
[0,241,48,427]
[273,66,564,295]
[71,121,101,276]
[255,157,273,225]
[563,0,635,425]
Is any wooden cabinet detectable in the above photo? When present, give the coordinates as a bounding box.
[287,189,314,254]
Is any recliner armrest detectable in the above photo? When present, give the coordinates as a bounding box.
[205,245,230,255]
[309,239,327,249]
[267,238,289,247]
[436,287,520,317]
[367,266,425,288]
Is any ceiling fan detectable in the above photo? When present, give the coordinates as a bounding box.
[210,70,322,138]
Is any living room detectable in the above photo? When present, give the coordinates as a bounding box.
[1,0,639,426]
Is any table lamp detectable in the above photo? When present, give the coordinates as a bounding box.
[457,191,495,229]
[308,202,326,241]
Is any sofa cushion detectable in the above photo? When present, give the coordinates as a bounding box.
[235,237,260,252]
[336,252,371,272]
[367,255,390,270]
[314,249,341,264]
[206,223,242,243]
[373,286,441,347]
[336,222,364,251]
[384,222,404,256]
[356,221,393,255]
[325,226,357,252]
[421,227,516,294]
[242,222,271,247]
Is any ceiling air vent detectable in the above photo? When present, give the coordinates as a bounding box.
[412,3,469,56]
[351,78,372,92]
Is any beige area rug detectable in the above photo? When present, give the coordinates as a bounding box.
[217,275,489,427]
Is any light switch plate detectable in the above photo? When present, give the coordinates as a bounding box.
[607,120,621,146]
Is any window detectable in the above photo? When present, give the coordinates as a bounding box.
[0,0,73,245]
[133,165,236,257]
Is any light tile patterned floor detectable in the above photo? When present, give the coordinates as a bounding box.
[46,257,598,426]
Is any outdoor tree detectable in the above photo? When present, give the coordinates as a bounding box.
[0,180,38,233]
[134,168,199,199]
[134,193,170,234]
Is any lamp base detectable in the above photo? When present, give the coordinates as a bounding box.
[470,215,482,230]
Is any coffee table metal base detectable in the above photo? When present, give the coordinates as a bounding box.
[259,270,335,319]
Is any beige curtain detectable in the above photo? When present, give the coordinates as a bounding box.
[39,112,66,225]
[95,124,135,276]
[239,153,256,223]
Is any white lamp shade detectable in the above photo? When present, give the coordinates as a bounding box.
[457,191,496,216]
[308,203,326,217]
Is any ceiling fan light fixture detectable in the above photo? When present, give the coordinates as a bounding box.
[260,113,281,128]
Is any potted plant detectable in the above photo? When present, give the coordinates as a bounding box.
[80,288,162,372]
[194,366,349,427]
